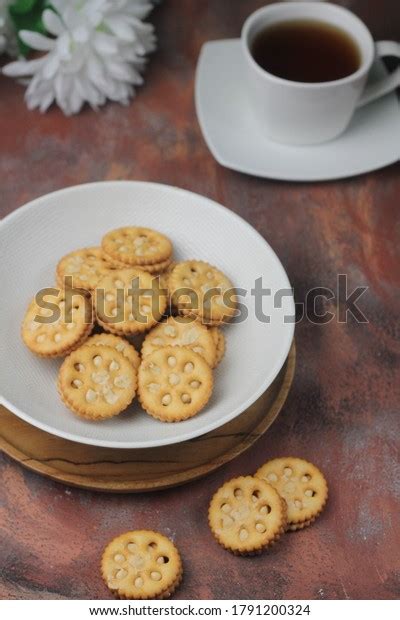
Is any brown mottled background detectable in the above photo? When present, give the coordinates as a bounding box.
[0,0,399,601]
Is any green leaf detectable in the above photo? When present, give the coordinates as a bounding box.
[9,0,39,15]
[8,0,51,56]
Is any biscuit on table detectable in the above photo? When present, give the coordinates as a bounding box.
[102,227,172,267]
[95,268,167,336]
[169,260,237,325]
[255,457,328,531]
[101,530,182,599]
[22,288,93,357]
[85,333,140,370]
[208,476,287,555]
[138,346,213,422]
[141,315,216,368]
[58,344,137,420]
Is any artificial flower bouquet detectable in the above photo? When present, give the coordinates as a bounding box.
[1,0,156,115]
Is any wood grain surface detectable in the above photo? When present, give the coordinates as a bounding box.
[0,345,295,492]
[0,0,399,601]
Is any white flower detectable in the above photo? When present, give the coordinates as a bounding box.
[2,0,156,115]
[0,0,17,57]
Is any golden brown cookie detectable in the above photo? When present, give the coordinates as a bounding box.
[56,247,116,291]
[169,260,237,325]
[95,268,167,336]
[141,316,216,368]
[208,476,287,555]
[255,457,328,531]
[209,327,225,367]
[138,346,213,422]
[58,345,137,420]
[101,530,182,600]
[21,288,93,357]
[102,227,172,267]
[85,333,140,370]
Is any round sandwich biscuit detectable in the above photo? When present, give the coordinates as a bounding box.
[56,247,116,291]
[102,227,172,267]
[141,316,216,368]
[255,457,328,531]
[22,288,93,357]
[58,344,137,420]
[101,530,182,599]
[169,260,237,325]
[208,476,287,555]
[138,346,213,422]
[95,268,167,336]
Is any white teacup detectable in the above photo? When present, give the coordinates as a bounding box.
[242,2,400,145]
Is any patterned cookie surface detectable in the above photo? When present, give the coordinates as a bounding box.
[169,261,236,325]
[208,476,287,555]
[255,457,328,530]
[56,247,114,290]
[102,227,172,267]
[95,268,167,336]
[101,530,182,600]
[85,333,140,370]
[138,346,213,422]
[58,345,137,420]
[22,289,93,357]
[141,316,216,367]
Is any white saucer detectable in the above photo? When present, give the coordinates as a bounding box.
[195,39,400,181]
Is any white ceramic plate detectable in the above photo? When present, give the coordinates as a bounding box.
[0,182,294,448]
[195,40,400,181]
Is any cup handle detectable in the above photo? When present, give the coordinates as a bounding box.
[357,41,400,107]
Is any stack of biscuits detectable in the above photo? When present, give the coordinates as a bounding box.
[21,226,236,423]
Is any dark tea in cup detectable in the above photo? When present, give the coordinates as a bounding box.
[251,19,361,83]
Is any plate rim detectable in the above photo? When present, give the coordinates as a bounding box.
[0,180,295,449]
[195,39,400,182]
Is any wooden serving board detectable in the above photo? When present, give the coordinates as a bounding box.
[0,343,295,493]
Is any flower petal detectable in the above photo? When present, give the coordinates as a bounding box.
[2,58,46,77]
[39,90,55,113]
[68,84,84,115]
[92,32,118,55]
[54,72,68,104]
[19,30,55,51]
[104,16,136,41]
[86,53,105,84]
[72,26,90,44]
[42,9,65,37]
[42,53,60,80]
[51,0,68,16]
[56,32,72,60]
